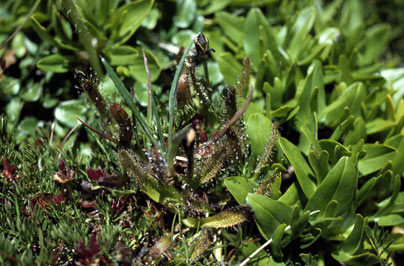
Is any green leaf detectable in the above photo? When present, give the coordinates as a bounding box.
[168,37,195,164]
[332,215,368,263]
[244,8,277,71]
[217,52,242,85]
[381,68,404,105]
[196,61,223,86]
[305,157,357,221]
[308,150,329,185]
[374,175,401,218]
[340,214,365,254]
[318,139,351,164]
[16,117,38,143]
[358,144,397,176]
[287,6,315,60]
[216,11,244,44]
[278,137,316,198]
[54,99,87,128]
[391,135,404,177]
[378,214,404,226]
[271,224,287,261]
[20,81,42,102]
[36,54,71,73]
[5,98,24,128]
[128,48,161,83]
[0,77,20,95]
[174,0,196,28]
[300,227,322,249]
[171,30,195,47]
[245,113,272,157]
[224,176,257,204]
[344,117,366,145]
[247,194,292,239]
[141,8,159,29]
[360,24,391,66]
[319,82,366,126]
[101,56,159,148]
[357,175,380,206]
[200,0,231,15]
[115,0,154,43]
[104,45,139,66]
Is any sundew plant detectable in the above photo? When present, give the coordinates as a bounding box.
[1,0,404,265]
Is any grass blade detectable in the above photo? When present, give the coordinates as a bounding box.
[168,35,196,161]
[142,49,164,149]
[100,56,160,148]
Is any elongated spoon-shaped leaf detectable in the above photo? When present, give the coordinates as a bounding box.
[101,56,159,148]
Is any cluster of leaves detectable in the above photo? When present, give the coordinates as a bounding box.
[2,0,404,265]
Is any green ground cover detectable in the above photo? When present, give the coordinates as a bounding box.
[1,0,404,265]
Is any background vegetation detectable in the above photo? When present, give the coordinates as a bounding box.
[1,0,404,265]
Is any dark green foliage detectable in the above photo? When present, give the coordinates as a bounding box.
[1,0,404,265]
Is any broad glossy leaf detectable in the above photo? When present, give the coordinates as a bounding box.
[271,105,296,118]
[216,11,244,43]
[271,224,287,261]
[224,176,257,204]
[20,81,41,102]
[319,82,365,126]
[365,118,396,135]
[196,61,223,86]
[373,175,401,219]
[128,48,161,83]
[344,117,366,145]
[357,144,397,176]
[279,183,303,207]
[300,227,322,249]
[115,0,154,43]
[288,6,315,60]
[332,215,379,265]
[339,214,365,254]
[76,0,120,26]
[391,135,404,177]
[378,214,404,226]
[376,191,404,215]
[245,113,271,157]
[331,252,380,266]
[0,76,20,95]
[217,52,242,85]
[104,45,139,65]
[16,117,38,143]
[308,150,329,185]
[247,194,292,239]
[37,54,71,73]
[341,0,363,37]
[200,0,231,15]
[318,139,351,164]
[5,98,23,128]
[54,99,87,128]
[318,27,340,45]
[357,175,379,206]
[381,68,404,105]
[305,157,357,220]
[171,30,194,47]
[174,0,196,28]
[141,8,159,29]
[244,8,277,71]
[278,137,316,198]
[360,24,391,66]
